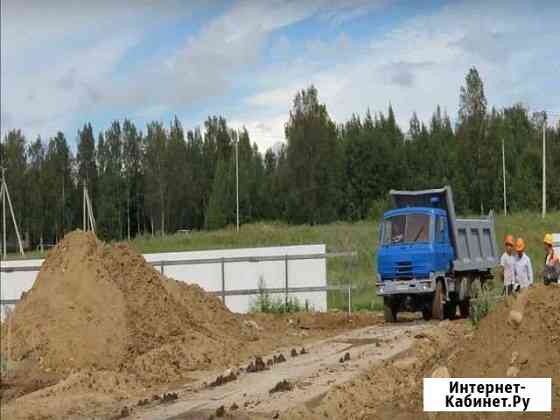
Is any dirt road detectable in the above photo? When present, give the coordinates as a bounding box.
[127,321,428,420]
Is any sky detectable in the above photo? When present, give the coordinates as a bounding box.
[2,0,559,151]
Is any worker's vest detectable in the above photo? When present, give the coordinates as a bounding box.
[544,252,560,282]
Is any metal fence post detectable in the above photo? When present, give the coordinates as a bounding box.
[160,261,164,275]
[347,284,352,316]
[221,257,226,304]
[284,254,289,307]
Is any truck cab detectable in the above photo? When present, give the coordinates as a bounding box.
[378,207,454,284]
[376,187,497,322]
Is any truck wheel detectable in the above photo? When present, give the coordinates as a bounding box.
[383,298,398,322]
[432,281,445,320]
[459,301,470,318]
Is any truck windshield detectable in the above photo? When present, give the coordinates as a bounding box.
[382,214,431,244]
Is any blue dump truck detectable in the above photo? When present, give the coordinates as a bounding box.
[376,186,498,322]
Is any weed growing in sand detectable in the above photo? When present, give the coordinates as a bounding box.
[470,284,502,326]
[250,279,307,313]
[0,307,16,377]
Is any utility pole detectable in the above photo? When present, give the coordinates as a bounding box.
[542,112,547,219]
[0,167,25,257]
[235,135,239,232]
[83,182,87,231]
[2,169,5,259]
[82,181,96,233]
[502,137,507,216]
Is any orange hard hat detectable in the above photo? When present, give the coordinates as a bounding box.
[504,235,514,246]
[544,233,553,246]
[515,238,525,252]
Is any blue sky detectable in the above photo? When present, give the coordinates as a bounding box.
[2,0,559,151]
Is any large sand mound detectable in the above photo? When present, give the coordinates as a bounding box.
[4,231,246,383]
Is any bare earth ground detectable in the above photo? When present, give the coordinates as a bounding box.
[0,311,386,419]
[130,320,428,420]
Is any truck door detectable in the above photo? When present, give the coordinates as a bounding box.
[434,215,453,273]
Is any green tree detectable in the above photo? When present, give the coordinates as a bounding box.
[43,132,73,242]
[143,122,167,235]
[97,121,124,239]
[122,119,143,238]
[206,158,234,229]
[284,85,343,224]
[186,127,207,229]
[26,137,46,245]
[1,130,28,247]
[165,116,189,232]
[456,67,488,212]
[76,123,98,227]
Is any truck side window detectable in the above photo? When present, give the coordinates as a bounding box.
[436,216,446,242]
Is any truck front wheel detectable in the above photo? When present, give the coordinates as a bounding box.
[432,281,445,320]
[383,298,398,322]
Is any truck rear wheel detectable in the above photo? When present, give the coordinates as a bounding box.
[432,281,445,320]
[383,298,398,322]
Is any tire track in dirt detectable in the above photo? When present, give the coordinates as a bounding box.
[130,321,429,420]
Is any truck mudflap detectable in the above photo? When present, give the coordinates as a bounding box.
[376,277,435,296]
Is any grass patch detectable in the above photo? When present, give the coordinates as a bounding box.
[469,282,503,326]
[249,279,308,313]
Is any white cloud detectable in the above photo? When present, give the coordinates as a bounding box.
[3,0,558,151]
[228,115,287,151]
[239,0,560,143]
[1,0,196,139]
[2,0,392,141]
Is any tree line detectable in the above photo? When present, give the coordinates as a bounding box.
[0,67,558,248]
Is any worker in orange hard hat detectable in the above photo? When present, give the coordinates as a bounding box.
[513,238,533,291]
[543,233,559,285]
[500,235,516,295]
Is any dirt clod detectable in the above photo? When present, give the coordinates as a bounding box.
[290,348,298,357]
[230,402,238,411]
[247,356,267,373]
[160,392,178,403]
[269,379,293,394]
[215,405,225,417]
[300,347,308,355]
[117,406,130,418]
[274,354,286,364]
[506,366,520,377]
[210,369,237,387]
[343,352,350,361]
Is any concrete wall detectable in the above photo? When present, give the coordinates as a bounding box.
[1,244,327,316]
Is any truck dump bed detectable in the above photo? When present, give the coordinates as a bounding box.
[389,186,498,273]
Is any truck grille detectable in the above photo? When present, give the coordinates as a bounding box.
[394,261,413,280]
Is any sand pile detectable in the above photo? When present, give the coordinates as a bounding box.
[3,230,247,384]
[283,285,560,420]
[440,284,560,419]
